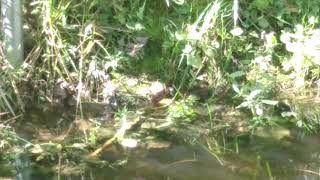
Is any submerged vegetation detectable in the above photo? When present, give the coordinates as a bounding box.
[1,0,320,179]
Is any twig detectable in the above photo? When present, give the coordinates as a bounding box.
[165,159,197,168]
[298,169,320,176]
[87,116,141,158]
[4,114,22,124]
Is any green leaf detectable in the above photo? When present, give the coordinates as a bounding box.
[258,17,270,28]
[229,71,245,79]
[236,101,251,108]
[232,84,241,94]
[255,105,263,115]
[126,23,145,31]
[172,0,185,5]
[261,100,278,105]
[246,90,262,100]
[253,0,273,10]
[137,0,146,20]
[297,120,303,127]
[187,55,202,68]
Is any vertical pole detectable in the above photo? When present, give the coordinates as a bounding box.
[1,0,24,67]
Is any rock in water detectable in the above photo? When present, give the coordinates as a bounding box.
[150,82,166,106]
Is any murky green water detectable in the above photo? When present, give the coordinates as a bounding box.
[3,132,320,180]
[2,105,320,180]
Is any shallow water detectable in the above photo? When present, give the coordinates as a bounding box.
[3,133,320,180]
[2,105,320,180]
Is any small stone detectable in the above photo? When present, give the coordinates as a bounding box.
[150,82,166,106]
[121,138,138,148]
[146,140,171,150]
[141,122,156,129]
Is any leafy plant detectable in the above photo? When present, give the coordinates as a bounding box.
[115,107,129,122]
[280,23,320,87]
[233,83,278,126]
[167,95,198,123]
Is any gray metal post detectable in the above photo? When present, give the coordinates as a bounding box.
[1,0,24,67]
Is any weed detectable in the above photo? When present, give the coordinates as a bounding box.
[167,95,198,123]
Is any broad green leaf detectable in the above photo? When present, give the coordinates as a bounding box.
[236,101,251,108]
[230,27,243,36]
[246,90,262,100]
[255,105,263,115]
[297,120,303,127]
[172,0,185,5]
[182,44,193,54]
[253,0,273,10]
[258,18,270,28]
[137,0,146,20]
[126,23,145,31]
[232,84,241,93]
[187,55,202,68]
[229,71,245,79]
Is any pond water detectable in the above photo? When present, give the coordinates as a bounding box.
[3,131,320,180]
[1,104,320,180]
